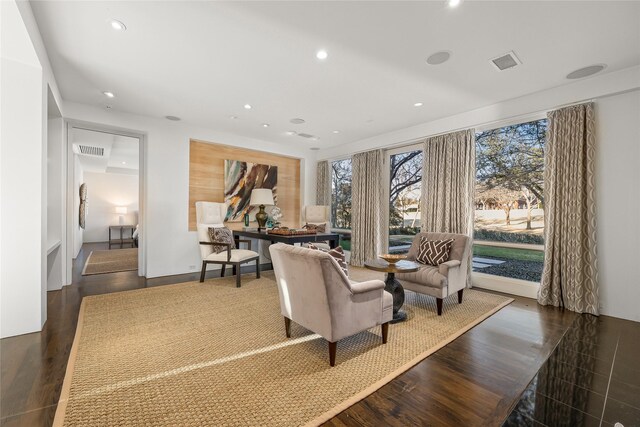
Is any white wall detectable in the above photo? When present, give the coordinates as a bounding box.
[72,155,84,258]
[64,103,317,278]
[83,171,139,242]
[595,90,640,322]
[47,117,65,290]
[0,0,46,338]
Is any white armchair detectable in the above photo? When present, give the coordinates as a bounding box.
[302,205,331,249]
[395,232,470,315]
[196,201,260,287]
[269,243,393,366]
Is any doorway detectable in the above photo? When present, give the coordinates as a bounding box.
[66,122,145,281]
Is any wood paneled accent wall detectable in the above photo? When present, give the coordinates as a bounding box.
[188,139,301,231]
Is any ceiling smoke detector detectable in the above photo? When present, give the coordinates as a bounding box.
[490,51,522,71]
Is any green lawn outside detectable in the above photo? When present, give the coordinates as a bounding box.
[473,244,544,263]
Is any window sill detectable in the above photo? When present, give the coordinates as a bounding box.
[472,272,539,299]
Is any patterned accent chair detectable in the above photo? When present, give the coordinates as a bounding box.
[396,232,470,316]
[269,243,393,366]
[195,201,260,287]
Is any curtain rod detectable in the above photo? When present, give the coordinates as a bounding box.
[319,91,628,162]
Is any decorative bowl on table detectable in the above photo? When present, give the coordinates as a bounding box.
[379,254,407,265]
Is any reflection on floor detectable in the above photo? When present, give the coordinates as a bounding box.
[503,314,640,427]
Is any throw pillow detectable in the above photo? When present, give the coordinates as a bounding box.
[304,223,327,233]
[308,244,348,276]
[416,237,454,266]
[207,227,236,254]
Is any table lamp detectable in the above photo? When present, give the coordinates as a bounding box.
[250,189,274,231]
[115,206,127,225]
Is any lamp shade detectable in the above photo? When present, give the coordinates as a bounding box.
[250,189,274,206]
[115,206,128,214]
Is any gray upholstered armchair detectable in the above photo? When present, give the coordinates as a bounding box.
[269,243,393,366]
[396,232,470,316]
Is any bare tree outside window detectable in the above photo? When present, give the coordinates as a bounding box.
[330,159,352,230]
[388,150,423,254]
[473,119,547,282]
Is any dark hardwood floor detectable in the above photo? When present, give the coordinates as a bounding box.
[2,241,622,426]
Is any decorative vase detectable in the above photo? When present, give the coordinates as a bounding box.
[244,213,250,227]
[255,205,268,230]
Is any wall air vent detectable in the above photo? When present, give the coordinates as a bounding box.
[490,51,522,71]
[74,144,104,157]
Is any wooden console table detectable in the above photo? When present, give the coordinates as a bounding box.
[109,225,136,249]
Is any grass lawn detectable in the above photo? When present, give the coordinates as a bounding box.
[473,244,544,263]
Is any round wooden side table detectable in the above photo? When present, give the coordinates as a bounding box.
[364,259,419,323]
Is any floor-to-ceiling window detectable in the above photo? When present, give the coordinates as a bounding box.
[330,158,352,250]
[474,118,547,283]
[388,148,423,254]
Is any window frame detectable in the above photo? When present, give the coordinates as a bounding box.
[472,115,547,295]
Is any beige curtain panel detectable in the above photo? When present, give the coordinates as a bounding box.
[350,150,385,267]
[420,129,475,286]
[316,160,331,206]
[538,102,599,315]
[421,129,475,234]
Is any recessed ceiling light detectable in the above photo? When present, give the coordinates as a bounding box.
[290,118,305,124]
[426,51,451,65]
[165,115,181,121]
[244,104,252,110]
[446,0,462,8]
[229,115,238,120]
[566,64,607,80]
[110,19,127,31]
[102,91,115,98]
[262,123,270,128]
[316,50,328,60]
[285,131,297,136]
[414,102,424,107]
[332,130,340,134]
[122,161,127,165]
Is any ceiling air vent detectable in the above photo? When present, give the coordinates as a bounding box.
[297,133,316,139]
[490,51,522,71]
[74,145,104,157]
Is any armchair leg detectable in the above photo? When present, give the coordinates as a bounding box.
[220,264,226,277]
[199,261,207,283]
[436,298,443,316]
[381,322,389,344]
[458,289,464,304]
[284,317,291,338]
[256,258,261,279]
[232,265,237,276]
[328,341,337,367]
[236,263,241,288]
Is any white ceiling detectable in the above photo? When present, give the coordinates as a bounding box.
[32,1,640,149]
[72,128,139,174]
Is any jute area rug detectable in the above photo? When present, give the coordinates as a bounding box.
[55,269,512,426]
[81,248,138,275]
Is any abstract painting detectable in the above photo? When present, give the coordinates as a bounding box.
[224,160,277,221]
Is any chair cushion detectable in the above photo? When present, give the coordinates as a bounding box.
[382,290,393,311]
[205,249,258,262]
[308,244,348,276]
[397,265,448,289]
[416,237,454,266]
[207,227,236,254]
